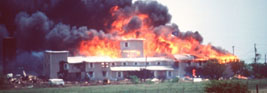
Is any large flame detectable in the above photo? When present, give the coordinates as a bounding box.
[79,6,239,64]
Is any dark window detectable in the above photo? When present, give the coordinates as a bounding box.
[174,62,179,68]
[135,62,138,66]
[102,71,107,77]
[168,71,172,77]
[187,62,191,66]
[123,62,127,66]
[89,63,93,68]
[199,62,202,66]
[125,42,128,47]
[111,63,115,66]
[146,62,149,65]
[87,72,94,78]
[118,72,122,78]
[157,62,161,65]
[64,63,69,70]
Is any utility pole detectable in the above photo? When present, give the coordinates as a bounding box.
[254,43,257,63]
[232,46,235,55]
[265,54,266,64]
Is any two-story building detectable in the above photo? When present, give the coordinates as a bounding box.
[43,39,202,81]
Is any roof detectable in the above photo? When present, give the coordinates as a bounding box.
[110,66,174,71]
[173,54,195,60]
[146,66,174,71]
[110,67,141,71]
[45,50,69,53]
[67,56,174,64]
[67,56,113,63]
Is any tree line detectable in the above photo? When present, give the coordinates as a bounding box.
[185,60,267,80]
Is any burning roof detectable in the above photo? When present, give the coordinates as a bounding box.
[78,1,239,64]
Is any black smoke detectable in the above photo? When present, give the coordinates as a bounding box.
[133,1,171,26]
[124,16,142,32]
[0,0,211,75]
[0,0,133,75]
[15,11,53,51]
[0,0,132,34]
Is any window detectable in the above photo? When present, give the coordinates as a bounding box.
[101,63,108,68]
[117,72,123,78]
[123,62,127,66]
[187,62,191,66]
[157,62,161,65]
[64,63,69,70]
[134,62,138,66]
[168,71,172,77]
[111,63,115,66]
[89,63,94,68]
[199,62,202,66]
[102,71,107,77]
[146,62,150,65]
[125,42,128,47]
[174,62,179,68]
[86,71,94,78]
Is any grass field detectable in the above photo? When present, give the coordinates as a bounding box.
[1,79,267,93]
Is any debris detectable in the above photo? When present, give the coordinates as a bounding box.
[7,73,13,79]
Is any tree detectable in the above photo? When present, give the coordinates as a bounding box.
[229,61,251,76]
[128,69,154,81]
[201,60,226,80]
[250,63,267,78]
[230,61,244,74]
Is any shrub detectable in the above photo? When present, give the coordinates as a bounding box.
[129,75,140,84]
[171,77,179,83]
[205,80,249,93]
[145,79,154,84]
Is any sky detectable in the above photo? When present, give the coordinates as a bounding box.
[155,0,267,63]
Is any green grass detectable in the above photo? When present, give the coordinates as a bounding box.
[0,81,207,93]
[1,79,267,93]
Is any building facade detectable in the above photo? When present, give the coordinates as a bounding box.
[43,39,203,80]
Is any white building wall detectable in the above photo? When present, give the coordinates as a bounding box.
[43,51,68,79]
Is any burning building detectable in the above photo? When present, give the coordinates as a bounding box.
[44,39,209,81]
[41,0,239,81]
[0,0,239,78]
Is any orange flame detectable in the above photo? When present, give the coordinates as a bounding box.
[79,6,239,64]
[192,69,196,78]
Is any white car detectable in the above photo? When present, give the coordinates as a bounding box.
[49,79,65,86]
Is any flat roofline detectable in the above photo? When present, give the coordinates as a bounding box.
[45,50,69,53]
[67,56,174,64]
